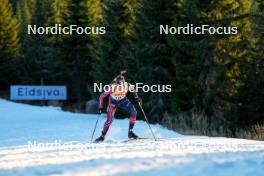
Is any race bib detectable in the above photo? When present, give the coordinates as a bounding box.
[110,82,128,100]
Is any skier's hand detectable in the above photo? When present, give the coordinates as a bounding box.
[98,108,102,115]
[135,97,142,105]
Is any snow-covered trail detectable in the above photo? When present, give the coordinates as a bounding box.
[0,137,264,176]
[0,99,264,176]
[0,99,177,148]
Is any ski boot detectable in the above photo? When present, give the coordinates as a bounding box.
[128,130,139,139]
[95,135,105,143]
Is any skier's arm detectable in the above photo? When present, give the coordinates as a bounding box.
[128,83,142,104]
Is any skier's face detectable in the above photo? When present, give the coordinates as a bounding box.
[117,76,124,84]
[117,79,124,85]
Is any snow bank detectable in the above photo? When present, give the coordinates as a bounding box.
[0,99,264,176]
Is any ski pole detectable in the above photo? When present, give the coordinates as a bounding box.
[136,96,157,141]
[91,114,100,143]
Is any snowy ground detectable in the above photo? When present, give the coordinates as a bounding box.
[0,99,264,176]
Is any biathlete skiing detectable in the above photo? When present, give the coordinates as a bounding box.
[94,71,140,142]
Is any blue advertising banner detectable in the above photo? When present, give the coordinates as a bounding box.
[10,86,67,100]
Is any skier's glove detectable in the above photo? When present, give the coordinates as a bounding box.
[98,108,102,115]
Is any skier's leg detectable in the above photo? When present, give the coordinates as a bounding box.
[102,103,116,136]
[128,105,137,131]
[118,99,138,138]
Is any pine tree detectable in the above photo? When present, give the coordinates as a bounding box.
[48,0,70,25]
[62,0,105,106]
[0,0,20,58]
[16,0,34,32]
[205,0,255,126]
[91,0,141,84]
[168,0,208,113]
[233,0,264,125]
[45,0,71,85]
[87,0,104,27]
[15,0,36,84]
[92,0,125,84]
[20,0,54,85]
[124,0,175,120]
[0,0,20,88]
[119,0,141,38]
[17,0,69,85]
[168,0,255,115]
